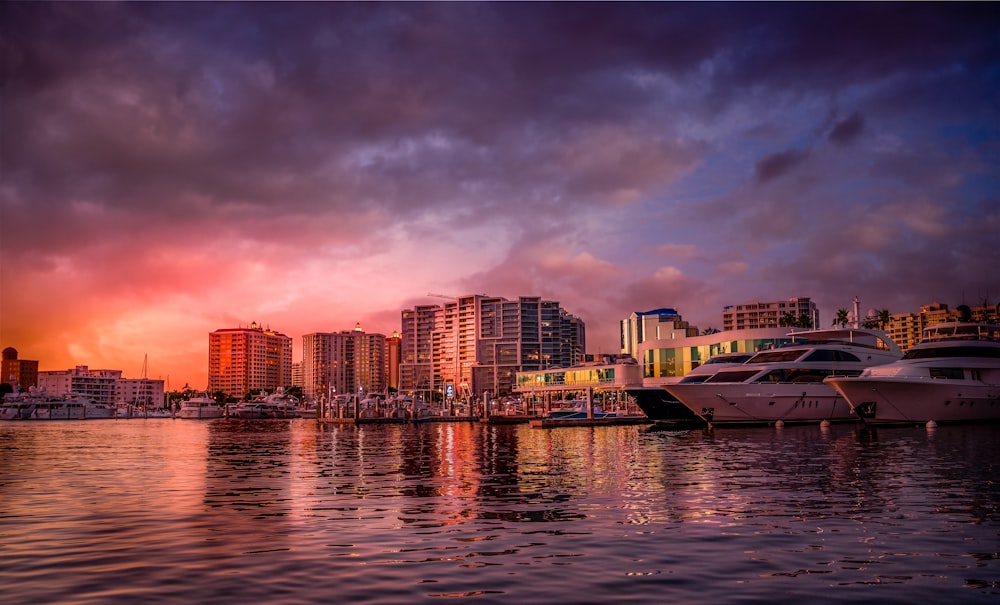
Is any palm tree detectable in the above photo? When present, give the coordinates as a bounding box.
[876,308,891,330]
[832,308,850,328]
[779,312,797,327]
[797,313,814,329]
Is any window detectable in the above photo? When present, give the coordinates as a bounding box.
[748,350,803,363]
[706,369,760,383]
[929,367,964,380]
[802,350,862,362]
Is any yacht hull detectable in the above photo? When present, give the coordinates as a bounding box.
[665,382,856,426]
[826,377,1000,425]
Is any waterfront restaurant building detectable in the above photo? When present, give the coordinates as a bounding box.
[516,327,796,405]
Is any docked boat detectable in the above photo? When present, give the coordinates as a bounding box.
[297,400,318,419]
[663,328,903,427]
[116,404,174,418]
[546,399,621,420]
[635,353,755,424]
[178,393,225,419]
[824,322,1000,426]
[1,389,115,420]
[232,389,301,419]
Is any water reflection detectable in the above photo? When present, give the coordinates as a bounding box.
[1,420,998,604]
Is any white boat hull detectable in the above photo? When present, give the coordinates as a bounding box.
[826,377,1000,425]
[665,382,856,426]
[0,402,115,420]
[178,406,225,419]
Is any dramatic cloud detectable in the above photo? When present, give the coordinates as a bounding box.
[827,111,865,146]
[2,3,998,387]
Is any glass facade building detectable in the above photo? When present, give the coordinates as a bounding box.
[638,327,794,384]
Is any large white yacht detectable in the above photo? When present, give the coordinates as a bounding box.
[178,393,226,419]
[824,322,1000,425]
[1,389,116,420]
[663,328,902,427]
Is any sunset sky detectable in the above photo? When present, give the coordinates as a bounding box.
[2,3,998,390]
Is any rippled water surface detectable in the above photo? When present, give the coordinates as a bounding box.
[2,419,998,604]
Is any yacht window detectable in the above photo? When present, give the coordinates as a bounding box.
[704,354,754,365]
[705,369,761,383]
[802,350,862,362]
[678,375,712,384]
[747,350,804,363]
[904,346,1000,360]
[929,367,964,380]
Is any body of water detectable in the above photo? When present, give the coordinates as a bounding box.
[2,419,998,604]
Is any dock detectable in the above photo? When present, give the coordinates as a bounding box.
[529,416,652,428]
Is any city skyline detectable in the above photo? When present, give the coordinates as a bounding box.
[2,3,999,390]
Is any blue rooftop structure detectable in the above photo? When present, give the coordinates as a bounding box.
[635,308,680,317]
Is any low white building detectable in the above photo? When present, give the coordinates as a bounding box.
[38,366,165,407]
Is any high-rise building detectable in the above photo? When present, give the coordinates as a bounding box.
[208,322,292,397]
[722,297,819,331]
[301,324,387,401]
[620,308,699,359]
[399,294,585,398]
[386,331,402,392]
[2,347,39,390]
[399,304,439,398]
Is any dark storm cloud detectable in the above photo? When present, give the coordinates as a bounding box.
[2,2,999,378]
[754,148,810,184]
[4,3,996,223]
[827,112,865,145]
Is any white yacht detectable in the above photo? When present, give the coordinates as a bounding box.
[824,322,1000,425]
[1,389,115,420]
[663,328,903,427]
[233,389,301,419]
[178,393,225,419]
[634,352,754,422]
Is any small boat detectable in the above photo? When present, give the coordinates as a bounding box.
[546,399,621,420]
[825,322,1000,425]
[1,389,115,420]
[297,400,318,419]
[178,393,225,419]
[117,403,174,418]
[664,327,903,426]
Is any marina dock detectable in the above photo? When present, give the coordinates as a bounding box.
[528,415,652,428]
